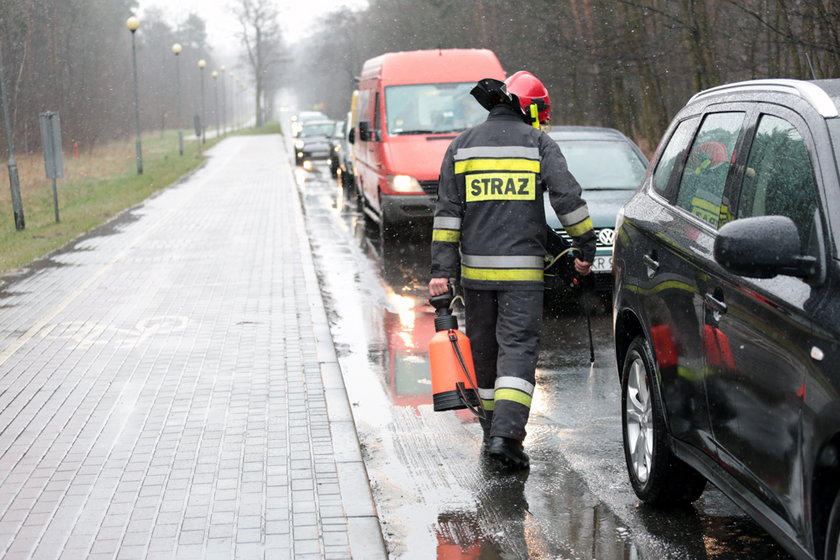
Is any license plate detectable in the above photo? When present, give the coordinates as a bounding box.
[592,255,612,272]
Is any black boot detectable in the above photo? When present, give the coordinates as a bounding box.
[487,436,529,469]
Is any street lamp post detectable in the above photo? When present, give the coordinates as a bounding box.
[198,59,206,144]
[126,16,143,174]
[229,72,236,131]
[171,43,183,156]
[0,44,24,230]
[212,70,219,138]
[220,66,227,135]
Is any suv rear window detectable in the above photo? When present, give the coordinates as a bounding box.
[652,117,699,196]
[675,112,744,228]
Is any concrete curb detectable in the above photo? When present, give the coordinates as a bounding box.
[289,144,388,559]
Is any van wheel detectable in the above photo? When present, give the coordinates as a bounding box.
[375,194,400,240]
[350,182,362,212]
[621,336,706,507]
[379,213,399,241]
[825,491,840,560]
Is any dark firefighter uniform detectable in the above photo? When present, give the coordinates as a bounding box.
[430,103,596,442]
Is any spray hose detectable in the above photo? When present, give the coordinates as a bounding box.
[449,332,488,420]
[445,293,488,419]
[448,295,465,311]
[544,246,580,271]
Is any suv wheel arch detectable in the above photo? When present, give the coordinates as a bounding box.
[614,308,644,381]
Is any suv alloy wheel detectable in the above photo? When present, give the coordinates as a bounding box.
[621,336,706,506]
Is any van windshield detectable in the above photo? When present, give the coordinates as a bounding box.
[385,83,485,135]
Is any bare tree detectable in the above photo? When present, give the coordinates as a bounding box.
[232,0,284,126]
[0,0,219,152]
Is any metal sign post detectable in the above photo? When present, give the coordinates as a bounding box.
[39,112,64,223]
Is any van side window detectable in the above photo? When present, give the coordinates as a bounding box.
[675,112,744,228]
[373,92,381,137]
[737,115,819,256]
[652,117,699,197]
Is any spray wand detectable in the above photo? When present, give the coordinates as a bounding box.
[578,274,595,365]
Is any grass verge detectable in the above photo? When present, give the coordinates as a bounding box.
[0,123,280,278]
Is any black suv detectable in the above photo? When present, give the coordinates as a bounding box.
[613,79,840,560]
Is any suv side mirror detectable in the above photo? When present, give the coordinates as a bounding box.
[348,128,355,144]
[714,216,817,279]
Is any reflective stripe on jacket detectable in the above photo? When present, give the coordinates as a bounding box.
[431,104,596,291]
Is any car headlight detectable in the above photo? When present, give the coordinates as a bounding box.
[294,140,305,150]
[388,174,423,193]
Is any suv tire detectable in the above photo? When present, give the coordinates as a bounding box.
[621,336,706,506]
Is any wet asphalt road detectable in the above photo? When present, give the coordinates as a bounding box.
[294,160,792,559]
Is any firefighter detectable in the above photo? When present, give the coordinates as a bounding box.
[429,71,596,469]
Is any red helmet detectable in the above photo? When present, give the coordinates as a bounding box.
[504,71,551,123]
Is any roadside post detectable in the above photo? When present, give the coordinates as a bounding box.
[211,71,219,138]
[39,111,64,223]
[171,43,184,156]
[126,16,143,175]
[198,59,206,144]
[0,44,24,230]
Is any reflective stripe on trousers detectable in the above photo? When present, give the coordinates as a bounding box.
[464,288,543,442]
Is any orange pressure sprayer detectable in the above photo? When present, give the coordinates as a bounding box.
[428,286,481,412]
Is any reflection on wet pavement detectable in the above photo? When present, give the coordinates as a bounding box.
[296,161,791,560]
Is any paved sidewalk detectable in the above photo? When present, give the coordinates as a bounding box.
[0,136,386,559]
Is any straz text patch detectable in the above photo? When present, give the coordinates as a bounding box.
[466,173,536,202]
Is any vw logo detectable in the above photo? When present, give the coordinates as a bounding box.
[597,228,616,246]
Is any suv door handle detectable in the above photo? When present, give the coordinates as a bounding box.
[704,293,727,313]
[643,254,659,270]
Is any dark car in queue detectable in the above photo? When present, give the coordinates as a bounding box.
[613,78,840,560]
[543,126,648,296]
[294,120,335,167]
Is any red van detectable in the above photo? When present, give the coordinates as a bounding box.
[351,49,505,236]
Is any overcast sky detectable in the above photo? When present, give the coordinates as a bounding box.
[134,0,367,61]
